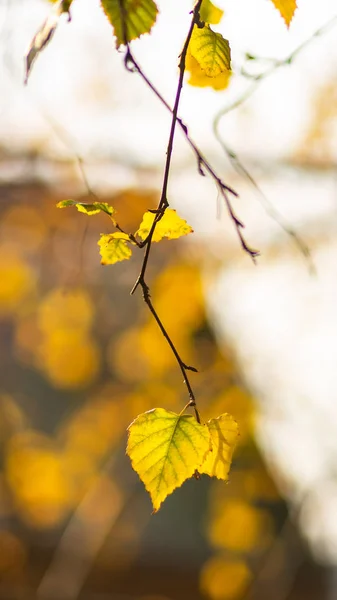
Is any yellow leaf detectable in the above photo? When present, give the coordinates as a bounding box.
[127,408,211,512]
[100,0,158,48]
[189,24,231,78]
[136,209,193,243]
[98,233,132,265]
[270,0,297,27]
[57,200,115,217]
[186,50,231,90]
[199,414,238,480]
[200,0,224,25]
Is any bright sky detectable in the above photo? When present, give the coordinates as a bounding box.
[1,0,337,164]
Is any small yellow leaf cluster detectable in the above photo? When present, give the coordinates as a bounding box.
[57,199,115,217]
[36,288,100,389]
[127,408,238,512]
[57,200,194,266]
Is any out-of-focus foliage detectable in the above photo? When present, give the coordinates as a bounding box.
[0,181,285,598]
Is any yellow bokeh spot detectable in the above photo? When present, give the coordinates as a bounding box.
[5,432,72,528]
[61,393,125,459]
[108,327,149,383]
[38,288,94,335]
[38,330,100,389]
[208,499,271,552]
[153,263,204,334]
[200,557,252,600]
[0,249,36,314]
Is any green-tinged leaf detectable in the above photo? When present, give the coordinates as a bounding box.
[199,414,238,480]
[270,0,297,27]
[25,0,72,84]
[127,408,211,512]
[57,200,115,217]
[136,209,193,243]
[189,24,231,78]
[98,232,132,265]
[200,0,224,25]
[100,0,158,48]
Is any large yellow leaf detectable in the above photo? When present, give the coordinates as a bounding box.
[100,0,158,48]
[199,414,238,480]
[270,0,297,27]
[98,232,132,265]
[127,408,211,512]
[189,24,231,78]
[136,209,193,243]
[186,50,231,90]
[57,200,115,217]
[200,0,224,25]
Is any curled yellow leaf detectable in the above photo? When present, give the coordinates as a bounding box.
[136,209,193,243]
[199,413,239,480]
[186,50,231,90]
[57,200,115,217]
[189,24,231,78]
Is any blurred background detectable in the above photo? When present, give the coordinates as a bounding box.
[1,0,337,599]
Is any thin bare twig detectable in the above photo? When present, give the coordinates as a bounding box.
[212,16,337,271]
[122,37,258,260]
[118,0,209,422]
[217,140,316,274]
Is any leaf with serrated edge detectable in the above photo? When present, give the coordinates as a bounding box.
[127,408,211,512]
[98,233,132,265]
[136,209,193,243]
[57,200,115,217]
[270,0,297,27]
[199,414,238,480]
[189,24,231,78]
[100,0,158,48]
[25,0,72,84]
[200,0,224,25]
